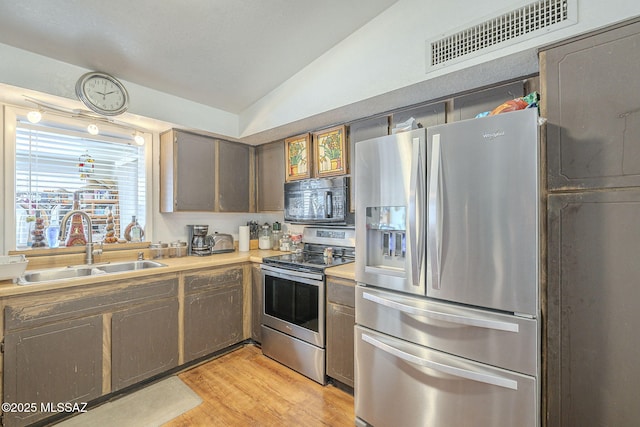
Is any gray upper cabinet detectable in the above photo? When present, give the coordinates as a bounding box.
[348,116,389,211]
[451,81,524,121]
[391,102,446,129]
[543,20,640,191]
[218,139,253,212]
[256,140,285,211]
[160,129,216,212]
[160,129,253,212]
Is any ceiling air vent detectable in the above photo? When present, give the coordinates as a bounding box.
[427,0,576,69]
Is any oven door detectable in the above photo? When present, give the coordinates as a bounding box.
[261,264,325,347]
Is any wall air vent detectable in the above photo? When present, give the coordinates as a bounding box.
[427,0,576,69]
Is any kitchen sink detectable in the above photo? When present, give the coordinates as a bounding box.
[18,260,166,285]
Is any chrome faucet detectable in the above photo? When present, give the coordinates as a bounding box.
[59,210,103,264]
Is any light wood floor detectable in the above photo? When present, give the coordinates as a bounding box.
[164,345,355,427]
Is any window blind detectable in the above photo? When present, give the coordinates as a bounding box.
[15,123,146,249]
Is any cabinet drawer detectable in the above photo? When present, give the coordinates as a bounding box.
[356,286,538,376]
[326,277,355,307]
[355,326,537,427]
[184,267,243,293]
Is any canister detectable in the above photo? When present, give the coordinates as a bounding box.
[150,242,168,259]
[170,240,187,257]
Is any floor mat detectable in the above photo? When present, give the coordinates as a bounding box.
[56,376,202,426]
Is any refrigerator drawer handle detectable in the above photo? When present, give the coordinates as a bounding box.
[361,333,518,390]
[363,291,519,332]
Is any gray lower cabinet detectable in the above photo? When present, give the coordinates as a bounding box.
[251,263,263,343]
[3,315,103,427]
[547,189,640,427]
[183,267,244,362]
[111,298,179,391]
[256,141,285,212]
[543,19,640,191]
[326,276,355,387]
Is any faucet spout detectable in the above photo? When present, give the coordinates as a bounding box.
[59,210,97,264]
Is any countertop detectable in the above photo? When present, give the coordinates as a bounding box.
[0,249,356,297]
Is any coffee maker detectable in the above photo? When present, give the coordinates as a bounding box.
[187,224,210,256]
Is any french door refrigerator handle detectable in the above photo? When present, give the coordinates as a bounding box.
[428,133,442,290]
[361,333,518,390]
[362,291,519,332]
[408,137,423,287]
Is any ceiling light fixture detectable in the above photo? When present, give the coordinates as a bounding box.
[27,109,43,123]
[24,95,150,142]
[87,123,100,135]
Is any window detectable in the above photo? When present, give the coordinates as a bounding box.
[13,118,147,250]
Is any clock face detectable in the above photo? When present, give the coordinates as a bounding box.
[76,72,129,116]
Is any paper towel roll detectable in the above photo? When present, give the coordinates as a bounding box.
[239,226,250,252]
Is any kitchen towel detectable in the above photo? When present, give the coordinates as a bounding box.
[239,225,250,252]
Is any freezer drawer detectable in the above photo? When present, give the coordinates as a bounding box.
[355,326,538,427]
[356,286,538,376]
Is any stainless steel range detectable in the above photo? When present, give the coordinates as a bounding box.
[261,227,355,384]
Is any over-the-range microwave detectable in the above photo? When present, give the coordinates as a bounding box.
[284,176,350,225]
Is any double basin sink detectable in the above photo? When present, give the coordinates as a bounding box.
[18,260,166,285]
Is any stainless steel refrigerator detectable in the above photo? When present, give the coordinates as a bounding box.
[354,108,541,427]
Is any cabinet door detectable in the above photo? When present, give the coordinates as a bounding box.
[160,130,216,212]
[184,271,244,362]
[111,299,179,391]
[451,81,524,121]
[543,20,640,191]
[251,264,263,342]
[326,277,355,387]
[547,189,640,427]
[218,140,252,212]
[256,141,285,211]
[326,302,355,387]
[3,316,103,427]
[348,116,390,212]
[391,102,446,130]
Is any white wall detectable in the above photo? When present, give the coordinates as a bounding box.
[240,0,640,137]
[2,0,640,142]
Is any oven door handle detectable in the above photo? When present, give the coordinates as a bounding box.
[361,333,518,390]
[261,264,324,283]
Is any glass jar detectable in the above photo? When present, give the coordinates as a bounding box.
[279,233,291,251]
[271,222,282,250]
[259,224,272,250]
[150,242,168,259]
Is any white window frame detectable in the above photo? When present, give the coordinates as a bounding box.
[2,106,153,253]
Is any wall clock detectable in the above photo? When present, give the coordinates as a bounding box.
[75,71,129,116]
